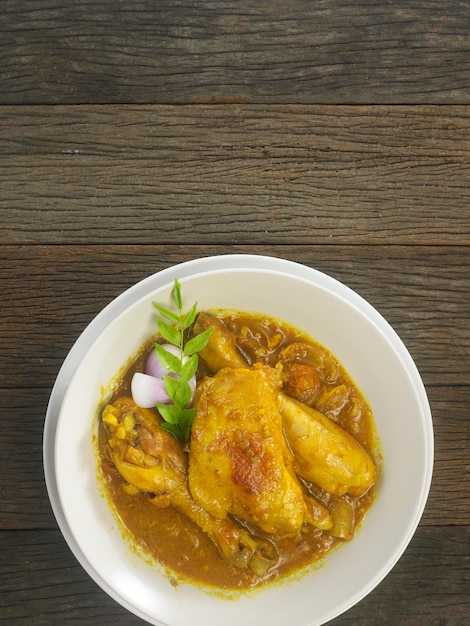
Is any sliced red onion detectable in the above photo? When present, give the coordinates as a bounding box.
[145,343,187,378]
[131,372,171,408]
[132,371,197,408]
[134,344,198,409]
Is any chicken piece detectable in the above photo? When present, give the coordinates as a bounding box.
[194,311,249,370]
[189,364,319,535]
[193,312,376,496]
[103,396,187,496]
[102,396,276,572]
[278,394,376,496]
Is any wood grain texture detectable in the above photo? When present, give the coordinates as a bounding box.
[1,105,469,245]
[0,244,470,388]
[1,243,469,530]
[1,0,469,105]
[2,0,469,621]
[1,526,469,624]
[1,244,469,388]
[1,383,468,531]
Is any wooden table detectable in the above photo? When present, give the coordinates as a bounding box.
[1,2,469,624]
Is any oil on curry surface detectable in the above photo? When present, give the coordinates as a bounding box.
[98,310,380,591]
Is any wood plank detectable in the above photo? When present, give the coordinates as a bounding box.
[424,386,470,527]
[1,105,469,245]
[1,526,469,624]
[339,525,470,625]
[1,1,469,105]
[1,244,468,388]
[1,379,468,530]
[0,529,144,625]
[0,388,57,530]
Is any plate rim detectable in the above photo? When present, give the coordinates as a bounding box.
[43,253,434,626]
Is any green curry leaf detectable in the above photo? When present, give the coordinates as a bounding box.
[182,302,198,330]
[184,327,214,356]
[154,343,181,375]
[156,402,182,425]
[152,302,179,323]
[172,278,183,311]
[181,353,198,381]
[157,319,182,347]
[151,279,214,443]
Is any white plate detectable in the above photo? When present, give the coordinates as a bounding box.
[44,254,434,626]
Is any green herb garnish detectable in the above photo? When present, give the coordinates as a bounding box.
[153,279,213,442]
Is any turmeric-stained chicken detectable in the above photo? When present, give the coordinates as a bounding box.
[102,396,276,572]
[103,311,377,574]
[194,312,376,497]
[278,394,376,496]
[189,364,331,535]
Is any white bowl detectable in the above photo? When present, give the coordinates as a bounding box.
[44,254,433,626]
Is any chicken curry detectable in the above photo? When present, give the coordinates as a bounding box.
[98,309,380,591]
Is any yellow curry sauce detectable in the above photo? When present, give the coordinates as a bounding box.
[97,311,381,591]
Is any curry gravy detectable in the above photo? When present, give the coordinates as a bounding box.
[97,311,380,591]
